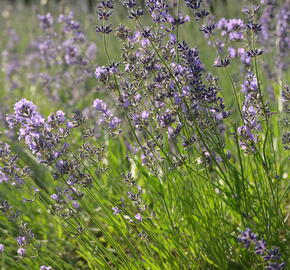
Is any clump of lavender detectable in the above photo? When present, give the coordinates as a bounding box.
[113,172,149,240]
[0,200,35,261]
[0,140,31,186]
[6,99,67,160]
[1,28,22,92]
[238,228,286,270]
[15,223,35,259]
[22,11,97,106]
[204,16,252,67]
[237,73,263,154]
[6,99,108,220]
[217,18,245,41]
[94,0,231,176]
[93,98,121,136]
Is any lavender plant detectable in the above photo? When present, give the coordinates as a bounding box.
[0,0,289,269]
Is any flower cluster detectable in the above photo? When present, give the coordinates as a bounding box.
[237,73,264,154]
[16,222,35,259]
[21,11,97,106]
[0,140,31,186]
[95,0,114,34]
[112,172,149,240]
[238,228,286,270]
[0,1,289,269]
[93,98,121,135]
[217,18,245,41]
[93,0,231,176]
[6,99,70,161]
[0,199,35,260]
[1,28,22,92]
[40,266,52,270]
[211,17,252,66]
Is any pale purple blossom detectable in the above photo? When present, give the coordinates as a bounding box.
[40,266,52,270]
[95,66,108,79]
[135,213,142,222]
[17,247,25,257]
[112,206,121,215]
[50,194,59,200]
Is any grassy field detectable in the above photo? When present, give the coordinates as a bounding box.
[0,1,289,269]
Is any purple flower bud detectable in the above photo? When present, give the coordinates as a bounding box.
[109,116,121,129]
[95,66,108,79]
[170,34,177,44]
[16,236,26,245]
[72,201,80,209]
[112,206,121,215]
[228,47,236,58]
[237,228,257,248]
[255,239,267,255]
[17,247,25,257]
[50,194,59,200]
[0,171,9,183]
[140,111,149,121]
[135,213,142,222]
[40,266,52,270]
[37,13,53,29]
[93,99,108,113]
[66,121,73,129]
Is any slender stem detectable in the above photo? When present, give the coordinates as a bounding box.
[210,34,243,122]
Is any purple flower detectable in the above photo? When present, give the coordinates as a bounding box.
[170,34,177,44]
[146,0,169,23]
[37,13,53,29]
[95,66,108,79]
[66,121,73,129]
[48,110,66,125]
[135,213,142,222]
[17,247,25,257]
[0,170,9,183]
[184,0,201,10]
[228,47,236,58]
[263,247,282,261]
[266,262,286,270]
[16,236,26,245]
[0,244,4,253]
[109,116,121,129]
[72,201,80,209]
[40,266,52,270]
[140,111,149,121]
[7,99,37,127]
[238,228,286,270]
[93,99,121,132]
[112,206,121,215]
[255,239,267,255]
[276,2,290,71]
[229,31,244,41]
[50,194,59,200]
[93,99,108,113]
[237,228,257,248]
